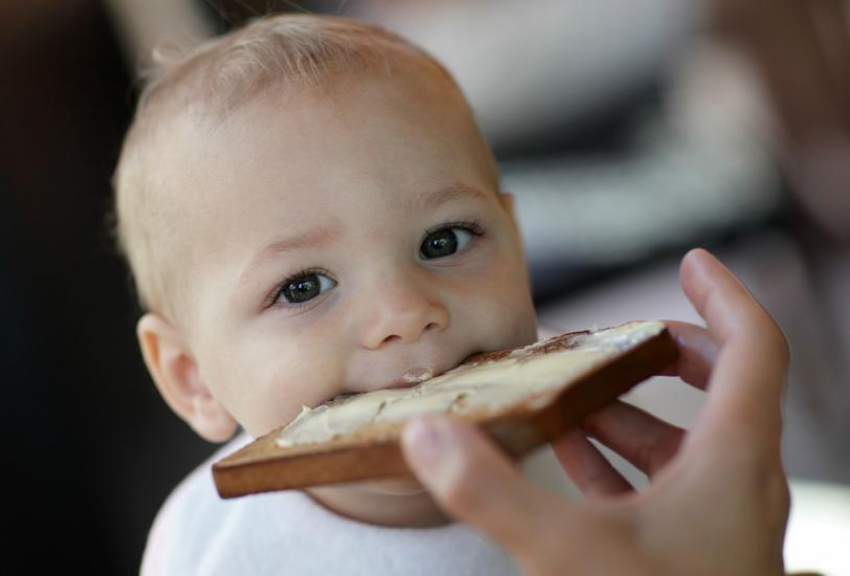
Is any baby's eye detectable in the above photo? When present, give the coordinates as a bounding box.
[275,271,336,306]
[420,225,480,260]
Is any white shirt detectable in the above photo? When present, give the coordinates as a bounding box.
[141,433,520,576]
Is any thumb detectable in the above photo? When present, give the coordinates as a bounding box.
[401,416,567,554]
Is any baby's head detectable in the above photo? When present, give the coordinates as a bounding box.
[114,14,538,448]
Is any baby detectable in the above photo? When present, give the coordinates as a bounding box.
[114,13,539,575]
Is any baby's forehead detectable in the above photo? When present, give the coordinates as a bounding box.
[133,63,495,238]
[162,94,495,229]
[165,71,480,180]
[127,52,462,196]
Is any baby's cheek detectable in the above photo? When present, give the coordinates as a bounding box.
[247,346,343,435]
[476,257,531,310]
[481,259,537,344]
[453,288,532,356]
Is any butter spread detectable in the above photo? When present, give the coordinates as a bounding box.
[275,320,664,448]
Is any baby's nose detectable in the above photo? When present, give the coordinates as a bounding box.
[360,276,449,350]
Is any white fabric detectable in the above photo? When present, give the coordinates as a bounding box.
[141,433,520,576]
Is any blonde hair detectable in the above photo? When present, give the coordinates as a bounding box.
[112,14,497,320]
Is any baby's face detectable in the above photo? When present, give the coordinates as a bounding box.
[170,71,538,439]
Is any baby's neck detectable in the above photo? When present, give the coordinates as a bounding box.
[305,482,451,527]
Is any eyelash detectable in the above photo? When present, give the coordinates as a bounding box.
[266,219,486,310]
[266,266,332,310]
[426,218,485,239]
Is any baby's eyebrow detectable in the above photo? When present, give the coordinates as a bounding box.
[411,183,491,212]
[239,224,342,289]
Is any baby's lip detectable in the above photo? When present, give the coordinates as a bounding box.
[382,348,487,391]
[388,365,439,389]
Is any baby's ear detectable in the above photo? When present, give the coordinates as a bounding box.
[136,313,237,443]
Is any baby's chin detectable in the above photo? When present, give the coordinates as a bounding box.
[346,475,426,496]
[306,475,448,527]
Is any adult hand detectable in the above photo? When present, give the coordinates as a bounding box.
[401,248,791,576]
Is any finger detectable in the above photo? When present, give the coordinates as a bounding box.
[678,248,789,452]
[680,248,787,356]
[401,416,572,553]
[552,428,634,498]
[581,401,685,477]
[657,320,717,390]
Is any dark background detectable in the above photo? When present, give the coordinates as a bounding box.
[0,2,212,572]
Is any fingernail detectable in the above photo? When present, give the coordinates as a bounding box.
[402,417,447,473]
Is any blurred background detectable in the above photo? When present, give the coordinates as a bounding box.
[2,0,848,574]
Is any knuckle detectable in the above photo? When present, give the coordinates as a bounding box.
[776,328,791,366]
[758,314,791,366]
[765,316,791,365]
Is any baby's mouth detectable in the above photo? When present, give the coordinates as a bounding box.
[322,349,486,404]
[389,365,437,388]
[387,348,487,390]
